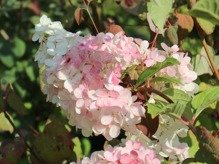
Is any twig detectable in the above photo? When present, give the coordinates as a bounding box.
[68,0,74,7]
[138,85,174,103]
[82,0,99,33]
[147,87,174,103]
[150,32,159,48]
[202,39,219,80]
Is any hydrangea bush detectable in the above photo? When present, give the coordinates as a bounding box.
[1,0,219,163]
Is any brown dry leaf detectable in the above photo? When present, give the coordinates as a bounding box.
[74,8,83,25]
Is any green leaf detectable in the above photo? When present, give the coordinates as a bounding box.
[151,75,181,84]
[180,130,199,158]
[196,113,218,132]
[181,37,202,56]
[162,89,192,117]
[147,102,165,118]
[25,65,35,82]
[196,18,215,35]
[190,0,219,25]
[136,57,179,87]
[193,46,219,76]
[0,91,4,113]
[0,112,14,133]
[163,88,191,102]
[1,69,16,83]
[188,130,199,157]
[7,90,27,115]
[193,50,212,76]
[73,137,83,160]
[33,118,73,163]
[165,100,189,118]
[33,134,72,163]
[147,0,173,33]
[12,37,26,58]
[166,25,178,44]
[81,138,91,156]
[192,87,219,119]
[147,89,191,118]
[0,55,14,68]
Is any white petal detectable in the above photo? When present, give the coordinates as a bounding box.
[40,15,51,25]
[75,107,81,114]
[76,99,84,108]
[32,33,39,41]
[109,125,120,138]
[57,71,67,80]
[44,59,55,67]
[131,105,145,116]
[64,80,73,93]
[81,129,92,137]
[140,41,149,53]
[47,49,56,56]
[101,115,113,125]
[73,87,83,98]
[161,42,170,52]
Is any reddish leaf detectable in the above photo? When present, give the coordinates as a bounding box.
[176,13,194,32]
[107,24,124,35]
[175,13,194,40]
[0,138,26,163]
[28,0,41,15]
[74,8,83,25]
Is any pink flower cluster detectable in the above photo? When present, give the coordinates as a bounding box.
[80,140,160,164]
[36,25,146,139]
[33,15,197,141]
[159,43,198,93]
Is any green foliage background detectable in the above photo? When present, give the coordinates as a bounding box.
[0,0,219,163]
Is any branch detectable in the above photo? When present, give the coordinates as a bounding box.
[150,32,159,48]
[138,85,174,104]
[82,0,99,33]
[202,39,219,80]
[68,0,74,7]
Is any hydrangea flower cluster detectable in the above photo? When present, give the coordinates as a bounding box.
[34,15,147,140]
[152,114,189,162]
[78,140,160,164]
[124,114,189,162]
[33,15,198,161]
